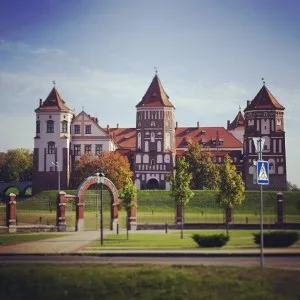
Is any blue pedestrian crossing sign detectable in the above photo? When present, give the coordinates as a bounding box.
[257,160,269,185]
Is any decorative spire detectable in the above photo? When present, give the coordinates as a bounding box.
[53,80,56,87]
[154,66,158,75]
[261,77,265,85]
[239,105,241,111]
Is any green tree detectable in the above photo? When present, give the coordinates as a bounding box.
[183,143,219,189]
[74,151,132,189]
[4,149,33,181]
[215,155,245,236]
[119,177,137,210]
[169,157,194,238]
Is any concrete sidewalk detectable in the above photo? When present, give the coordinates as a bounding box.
[0,231,101,254]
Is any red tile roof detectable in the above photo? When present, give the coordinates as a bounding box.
[136,75,174,108]
[35,87,72,112]
[227,110,245,130]
[106,126,242,150]
[244,85,285,112]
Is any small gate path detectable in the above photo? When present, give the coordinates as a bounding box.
[0,230,102,254]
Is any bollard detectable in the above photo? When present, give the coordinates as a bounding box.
[116,223,119,235]
[165,223,168,234]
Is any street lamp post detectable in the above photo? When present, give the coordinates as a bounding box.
[96,172,105,246]
[52,162,60,192]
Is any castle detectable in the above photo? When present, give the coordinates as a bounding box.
[32,74,287,194]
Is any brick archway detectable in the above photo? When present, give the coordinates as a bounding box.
[75,176,119,231]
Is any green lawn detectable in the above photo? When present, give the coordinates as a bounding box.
[90,230,300,249]
[0,233,67,246]
[0,264,299,300]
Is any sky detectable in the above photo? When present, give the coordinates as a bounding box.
[0,0,299,186]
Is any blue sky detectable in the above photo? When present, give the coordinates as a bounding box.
[0,0,299,186]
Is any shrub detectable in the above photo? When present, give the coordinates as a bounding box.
[192,234,229,247]
[253,231,299,247]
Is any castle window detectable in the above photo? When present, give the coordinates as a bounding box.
[151,132,155,142]
[95,144,103,154]
[61,121,68,133]
[84,144,92,153]
[47,141,55,154]
[276,119,281,126]
[85,125,92,134]
[150,159,155,166]
[151,121,156,127]
[74,125,80,134]
[36,121,40,134]
[74,145,81,156]
[46,120,54,133]
[268,159,275,174]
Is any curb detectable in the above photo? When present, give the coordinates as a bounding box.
[0,252,299,258]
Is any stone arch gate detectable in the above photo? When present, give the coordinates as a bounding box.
[56,176,119,232]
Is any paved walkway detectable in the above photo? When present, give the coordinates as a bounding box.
[0,231,101,254]
[0,230,299,256]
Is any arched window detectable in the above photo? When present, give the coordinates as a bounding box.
[164,154,170,163]
[46,120,54,133]
[151,121,156,127]
[137,133,141,149]
[268,159,276,174]
[136,154,141,163]
[143,154,149,163]
[157,140,161,152]
[165,132,171,150]
[150,159,155,166]
[262,136,270,152]
[151,132,155,142]
[48,141,55,154]
[157,154,162,163]
[36,121,40,134]
[145,141,149,152]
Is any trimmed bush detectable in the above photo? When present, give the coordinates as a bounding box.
[192,234,229,247]
[253,231,299,247]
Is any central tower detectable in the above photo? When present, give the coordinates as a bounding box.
[134,74,175,190]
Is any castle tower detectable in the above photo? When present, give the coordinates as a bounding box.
[227,107,245,143]
[32,86,74,194]
[243,84,287,190]
[134,74,175,190]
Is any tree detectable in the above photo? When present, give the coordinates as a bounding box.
[119,177,137,210]
[287,181,299,191]
[4,149,33,181]
[183,143,219,190]
[74,151,133,189]
[169,157,194,238]
[215,155,245,236]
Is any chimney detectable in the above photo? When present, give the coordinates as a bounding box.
[117,124,119,129]
[107,125,110,132]
[197,121,199,128]
[227,120,230,129]
[39,98,42,107]
[176,122,178,128]
[247,100,251,106]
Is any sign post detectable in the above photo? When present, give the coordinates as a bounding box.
[252,137,269,269]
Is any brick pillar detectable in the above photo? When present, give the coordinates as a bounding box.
[6,193,17,233]
[110,203,119,231]
[76,200,84,231]
[127,197,137,230]
[56,192,66,231]
[176,203,183,224]
[276,192,284,224]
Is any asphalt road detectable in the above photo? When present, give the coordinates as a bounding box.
[0,255,299,270]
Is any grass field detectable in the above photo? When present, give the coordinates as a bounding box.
[90,230,300,249]
[0,233,67,246]
[0,264,299,300]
